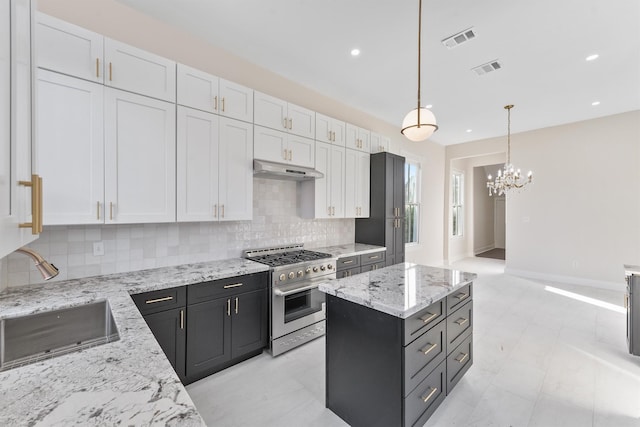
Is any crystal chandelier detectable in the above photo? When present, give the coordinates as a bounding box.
[486,105,533,196]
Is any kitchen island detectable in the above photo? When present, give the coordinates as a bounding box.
[319,262,477,427]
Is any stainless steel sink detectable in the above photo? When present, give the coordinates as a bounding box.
[0,300,120,372]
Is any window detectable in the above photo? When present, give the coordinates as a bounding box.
[405,161,420,244]
[451,171,464,237]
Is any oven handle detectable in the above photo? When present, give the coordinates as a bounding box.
[274,283,322,297]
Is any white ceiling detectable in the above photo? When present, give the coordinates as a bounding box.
[116,0,640,146]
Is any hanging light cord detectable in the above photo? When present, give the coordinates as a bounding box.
[416,0,422,127]
[505,104,513,164]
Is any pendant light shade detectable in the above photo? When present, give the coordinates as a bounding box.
[401,108,438,141]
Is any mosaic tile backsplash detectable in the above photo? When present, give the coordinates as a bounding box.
[5,179,354,287]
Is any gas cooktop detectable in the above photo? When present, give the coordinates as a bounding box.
[248,249,333,267]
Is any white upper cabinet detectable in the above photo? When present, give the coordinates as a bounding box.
[104,88,176,224]
[315,113,346,146]
[254,125,315,168]
[370,132,390,153]
[177,107,253,222]
[345,149,370,218]
[346,123,371,153]
[176,64,253,122]
[104,39,176,102]
[0,0,38,260]
[254,91,315,138]
[299,141,345,219]
[36,13,103,84]
[37,70,104,225]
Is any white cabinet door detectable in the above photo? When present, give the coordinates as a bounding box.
[315,113,332,144]
[346,123,371,152]
[176,64,219,114]
[287,134,315,168]
[344,149,369,218]
[331,119,346,147]
[37,70,104,225]
[329,144,346,217]
[218,117,253,221]
[254,125,288,164]
[344,149,357,218]
[219,78,253,123]
[0,0,11,245]
[356,150,370,217]
[288,102,315,139]
[104,39,176,102]
[310,141,330,218]
[176,106,219,222]
[370,132,390,153]
[104,88,176,224]
[254,91,288,131]
[36,13,103,83]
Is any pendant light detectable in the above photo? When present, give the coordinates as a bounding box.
[401,0,438,142]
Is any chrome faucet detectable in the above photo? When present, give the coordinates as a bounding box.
[14,247,59,280]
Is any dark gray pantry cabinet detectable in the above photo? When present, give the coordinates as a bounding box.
[131,271,268,385]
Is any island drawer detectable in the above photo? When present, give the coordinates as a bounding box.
[404,319,446,396]
[360,251,386,266]
[404,360,446,427]
[336,255,360,270]
[338,267,361,278]
[447,300,473,352]
[361,262,384,272]
[131,286,186,315]
[404,299,446,345]
[447,283,472,313]
[187,272,268,305]
[446,333,473,394]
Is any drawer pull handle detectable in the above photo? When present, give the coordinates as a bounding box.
[456,352,469,363]
[223,283,244,289]
[420,312,438,323]
[369,255,380,260]
[342,260,354,264]
[227,299,231,316]
[235,297,239,314]
[455,317,469,326]
[180,309,184,329]
[454,292,469,300]
[422,387,438,403]
[145,296,173,304]
[421,342,438,355]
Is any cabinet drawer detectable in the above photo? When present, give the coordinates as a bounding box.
[447,333,473,394]
[131,286,186,315]
[361,262,385,272]
[360,251,386,266]
[447,283,472,313]
[336,255,360,270]
[404,320,446,397]
[447,300,473,352]
[187,272,268,305]
[404,360,446,427]
[404,299,446,345]
[337,267,361,278]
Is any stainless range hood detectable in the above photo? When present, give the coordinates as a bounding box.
[253,159,323,181]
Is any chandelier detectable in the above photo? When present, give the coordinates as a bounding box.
[401,0,438,142]
[486,105,533,196]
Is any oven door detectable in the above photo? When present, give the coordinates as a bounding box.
[271,275,332,339]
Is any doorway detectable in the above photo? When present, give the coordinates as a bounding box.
[473,164,506,260]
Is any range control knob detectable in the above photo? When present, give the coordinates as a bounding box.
[313,266,319,272]
[288,271,295,279]
[306,267,312,274]
[320,265,326,271]
[327,264,334,270]
[297,270,304,277]
[279,273,286,281]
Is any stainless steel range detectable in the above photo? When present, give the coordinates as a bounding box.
[245,244,336,356]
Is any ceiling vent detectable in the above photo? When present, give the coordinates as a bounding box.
[472,60,503,76]
[442,28,477,49]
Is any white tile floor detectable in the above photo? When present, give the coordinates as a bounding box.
[186,258,640,426]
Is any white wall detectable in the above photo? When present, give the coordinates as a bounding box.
[447,110,640,288]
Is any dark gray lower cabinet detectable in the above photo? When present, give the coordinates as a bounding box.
[336,251,386,278]
[143,307,186,382]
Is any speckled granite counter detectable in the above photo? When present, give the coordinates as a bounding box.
[315,243,385,258]
[318,262,477,318]
[0,259,269,426]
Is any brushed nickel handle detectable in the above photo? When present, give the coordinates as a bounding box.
[455,317,469,326]
[97,201,100,220]
[369,255,380,260]
[214,204,217,218]
[288,149,292,161]
[283,118,288,129]
[221,97,225,112]
[180,309,184,329]
[110,202,113,220]
[456,352,469,363]
[223,283,244,289]
[221,204,225,218]
[421,342,438,355]
[96,58,100,78]
[288,118,293,130]
[625,294,628,309]
[420,312,438,323]
[422,387,438,403]
[227,299,231,316]
[342,260,354,264]
[214,96,218,110]
[283,149,287,160]
[454,292,469,300]
[145,296,173,304]
[332,206,335,216]
[109,62,112,81]
[235,297,239,314]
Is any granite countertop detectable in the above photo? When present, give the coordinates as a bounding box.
[315,243,386,258]
[318,262,477,318]
[0,258,270,426]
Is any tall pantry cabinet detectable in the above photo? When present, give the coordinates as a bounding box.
[355,152,406,266]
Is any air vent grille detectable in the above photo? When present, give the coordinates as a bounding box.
[442,28,477,49]
[472,60,503,76]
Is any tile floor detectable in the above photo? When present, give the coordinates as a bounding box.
[186,257,640,426]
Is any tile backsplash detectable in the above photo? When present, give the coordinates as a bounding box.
[4,178,354,287]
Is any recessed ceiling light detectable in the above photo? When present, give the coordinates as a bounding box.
[350,48,360,57]
[425,104,433,109]
[592,101,600,106]
[466,129,472,133]
[586,54,599,61]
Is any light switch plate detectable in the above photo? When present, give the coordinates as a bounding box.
[93,241,104,256]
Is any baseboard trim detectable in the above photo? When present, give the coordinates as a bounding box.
[474,244,495,255]
[504,267,623,291]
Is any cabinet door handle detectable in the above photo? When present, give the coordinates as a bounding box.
[214,204,218,218]
[420,312,437,323]
[221,97,225,112]
[235,297,239,314]
[420,342,438,355]
[454,292,469,300]
[221,204,225,218]
[227,299,231,316]
[109,62,112,81]
[180,309,184,329]
[18,174,43,234]
[145,296,173,304]
[283,118,288,129]
[456,352,469,363]
[455,317,469,326]
[96,58,100,78]
[110,202,114,221]
[288,149,292,161]
[422,387,438,403]
[342,260,354,264]
[97,201,101,221]
[288,118,293,130]
[223,283,244,289]
[214,96,218,110]
[331,206,335,216]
